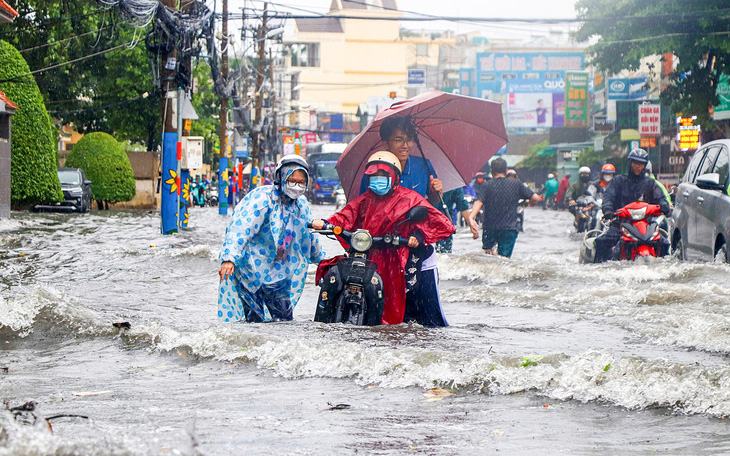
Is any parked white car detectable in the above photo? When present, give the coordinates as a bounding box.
[671,139,730,261]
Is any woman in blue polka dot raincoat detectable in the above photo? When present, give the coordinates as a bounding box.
[218,155,326,322]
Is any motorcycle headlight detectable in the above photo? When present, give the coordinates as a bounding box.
[628,207,647,220]
[351,230,373,252]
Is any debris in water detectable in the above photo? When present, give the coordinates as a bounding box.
[1,367,8,373]
[112,322,131,329]
[322,403,351,411]
[73,391,112,397]
[422,388,453,401]
[9,401,36,412]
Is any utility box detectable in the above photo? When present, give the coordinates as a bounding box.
[182,136,203,170]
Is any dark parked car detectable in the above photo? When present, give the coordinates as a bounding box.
[34,168,93,213]
[671,139,730,261]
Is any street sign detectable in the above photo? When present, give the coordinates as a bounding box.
[407,69,426,86]
[714,74,730,121]
[565,71,590,128]
[638,104,661,136]
[640,137,657,148]
[593,115,614,132]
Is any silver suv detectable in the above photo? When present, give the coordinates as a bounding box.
[672,139,730,261]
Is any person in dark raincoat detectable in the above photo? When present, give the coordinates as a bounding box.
[312,152,454,325]
[594,148,671,263]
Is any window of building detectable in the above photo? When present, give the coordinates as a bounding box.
[523,72,540,79]
[501,73,517,80]
[479,73,496,82]
[545,72,562,79]
[289,43,320,67]
[290,73,300,101]
[416,44,429,57]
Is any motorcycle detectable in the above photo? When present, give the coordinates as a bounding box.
[579,201,668,263]
[613,201,668,260]
[309,206,428,326]
[516,198,529,232]
[206,184,219,206]
[571,195,602,233]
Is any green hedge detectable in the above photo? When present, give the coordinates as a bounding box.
[0,40,62,207]
[65,132,135,203]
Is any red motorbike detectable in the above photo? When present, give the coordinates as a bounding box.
[613,201,666,260]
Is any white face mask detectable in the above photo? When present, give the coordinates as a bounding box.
[603,174,613,182]
[283,182,306,199]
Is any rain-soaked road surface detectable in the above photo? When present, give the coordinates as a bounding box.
[2,204,730,455]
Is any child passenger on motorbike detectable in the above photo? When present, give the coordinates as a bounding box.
[311,152,454,326]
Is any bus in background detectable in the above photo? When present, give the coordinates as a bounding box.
[305,142,347,204]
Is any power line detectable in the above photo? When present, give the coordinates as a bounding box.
[0,41,136,83]
[47,93,149,115]
[0,8,107,34]
[18,26,114,54]
[229,10,730,24]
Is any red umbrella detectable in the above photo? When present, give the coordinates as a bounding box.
[336,90,507,201]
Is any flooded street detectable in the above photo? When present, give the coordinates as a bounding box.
[2,205,730,455]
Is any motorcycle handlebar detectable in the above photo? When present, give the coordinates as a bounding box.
[308,223,413,248]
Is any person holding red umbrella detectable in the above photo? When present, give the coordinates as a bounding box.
[312,152,454,326]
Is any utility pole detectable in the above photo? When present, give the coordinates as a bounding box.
[251,2,267,175]
[160,0,180,235]
[218,0,229,215]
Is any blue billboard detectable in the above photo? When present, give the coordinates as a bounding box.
[475,52,585,100]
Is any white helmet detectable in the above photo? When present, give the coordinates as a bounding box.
[547,173,555,179]
[578,166,591,175]
[366,151,402,175]
[274,154,309,185]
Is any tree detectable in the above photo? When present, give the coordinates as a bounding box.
[0,40,62,208]
[574,0,730,135]
[65,131,135,207]
[0,0,162,150]
[517,140,555,169]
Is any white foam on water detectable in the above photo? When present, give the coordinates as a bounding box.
[153,244,218,261]
[126,321,730,417]
[0,285,111,338]
[441,276,730,354]
[0,217,22,232]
